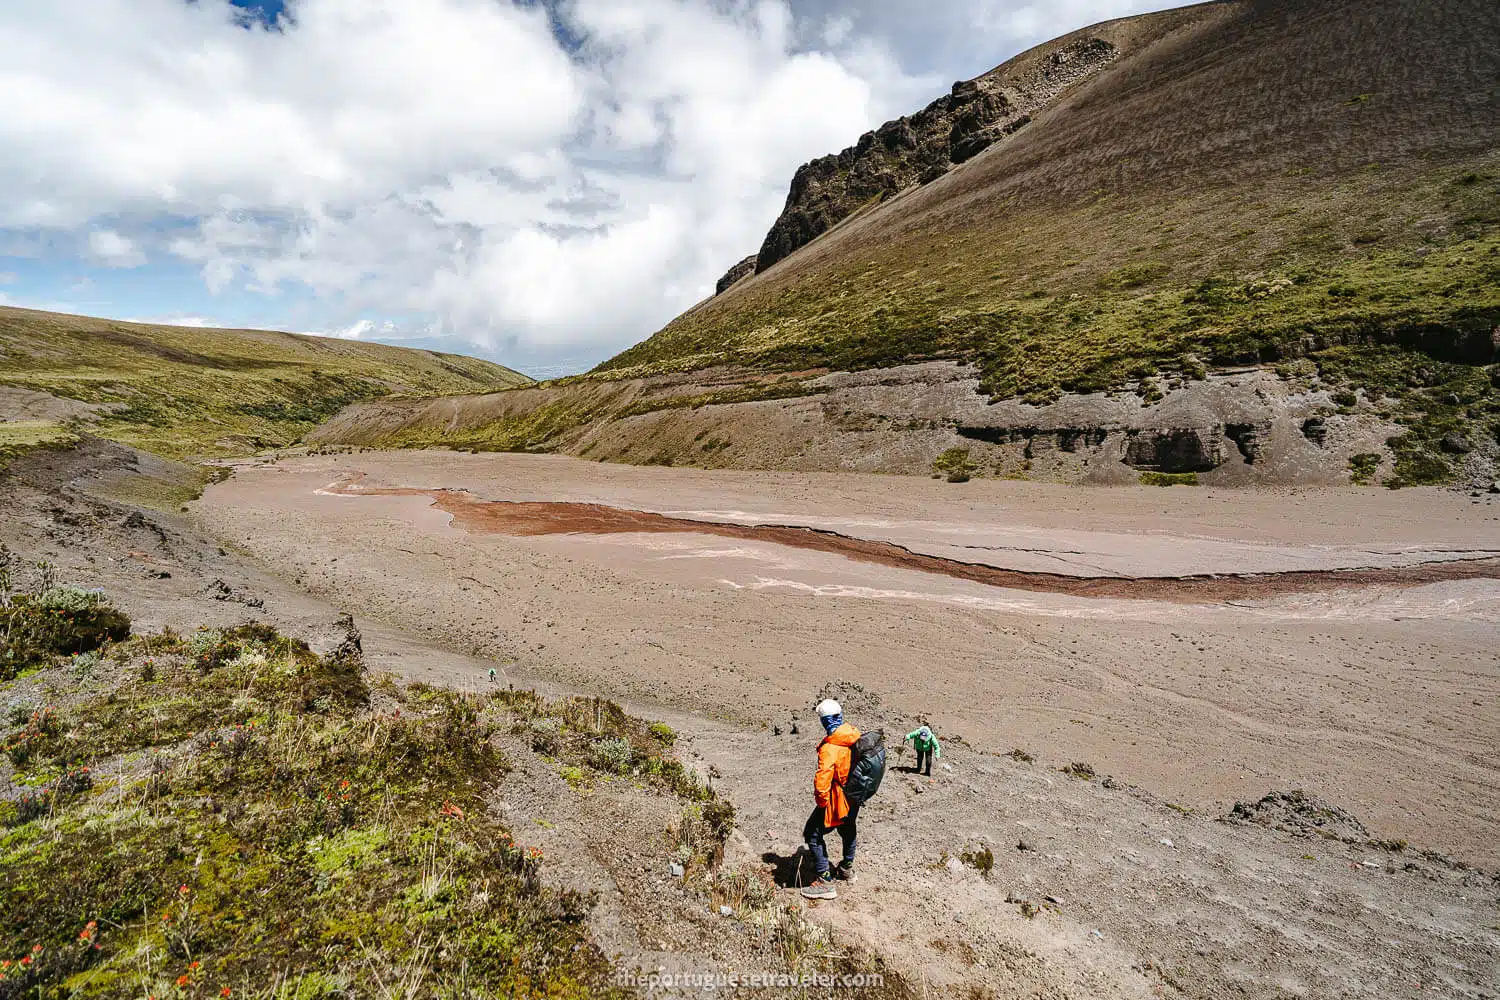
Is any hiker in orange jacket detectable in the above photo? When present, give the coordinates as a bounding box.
[801,698,861,900]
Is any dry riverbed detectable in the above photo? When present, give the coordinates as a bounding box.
[197,450,1500,869]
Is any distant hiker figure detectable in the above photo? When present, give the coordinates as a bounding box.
[801,699,886,900]
[904,725,940,777]
[487,668,497,683]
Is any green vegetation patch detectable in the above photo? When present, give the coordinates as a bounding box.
[0,308,530,462]
[0,583,130,683]
[0,622,632,998]
[0,599,761,998]
[0,422,79,466]
[1348,453,1382,485]
[1310,345,1500,487]
[1139,472,1199,487]
[932,447,978,483]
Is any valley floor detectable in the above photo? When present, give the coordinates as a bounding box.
[196,451,1500,867]
[5,442,1497,997]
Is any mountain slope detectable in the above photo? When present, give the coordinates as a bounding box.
[314,0,1500,488]
[0,306,531,461]
[609,0,1499,386]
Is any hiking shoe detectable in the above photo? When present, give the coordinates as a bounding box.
[800,876,838,900]
[833,861,858,883]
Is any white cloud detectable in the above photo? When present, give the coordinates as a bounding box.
[0,0,1171,370]
[87,229,146,268]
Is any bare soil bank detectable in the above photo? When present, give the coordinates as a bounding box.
[198,451,1500,869]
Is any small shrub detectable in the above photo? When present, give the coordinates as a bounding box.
[1006,748,1035,763]
[0,587,131,679]
[1348,452,1381,485]
[960,845,994,876]
[670,798,737,872]
[1062,761,1097,780]
[933,447,978,483]
[648,721,676,745]
[587,735,634,775]
[33,586,104,613]
[4,706,59,766]
[69,649,103,679]
[10,789,51,825]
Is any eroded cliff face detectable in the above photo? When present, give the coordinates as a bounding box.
[753,37,1118,273]
[311,361,1500,490]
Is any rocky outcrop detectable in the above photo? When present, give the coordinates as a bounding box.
[715,255,758,295]
[752,37,1118,274]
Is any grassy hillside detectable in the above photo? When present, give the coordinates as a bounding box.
[597,0,1500,481]
[0,307,531,461]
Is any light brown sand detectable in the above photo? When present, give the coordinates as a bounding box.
[197,450,1500,864]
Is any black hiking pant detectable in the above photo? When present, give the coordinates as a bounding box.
[804,801,860,877]
[915,748,932,775]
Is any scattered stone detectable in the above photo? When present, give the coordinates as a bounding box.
[1160,838,1175,848]
[668,862,684,878]
[719,905,733,916]
[944,855,964,874]
[1016,839,1035,852]
[1440,431,1473,454]
[1300,416,1328,446]
[1489,482,1499,495]
[1224,789,1370,842]
[940,762,953,772]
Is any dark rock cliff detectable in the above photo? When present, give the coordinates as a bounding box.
[753,37,1118,274]
[715,254,759,295]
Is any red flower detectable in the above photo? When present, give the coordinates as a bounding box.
[19,957,31,967]
[221,990,232,998]
[179,884,191,895]
[188,961,200,971]
[176,974,190,987]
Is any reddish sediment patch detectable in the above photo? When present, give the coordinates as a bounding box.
[324,479,1500,603]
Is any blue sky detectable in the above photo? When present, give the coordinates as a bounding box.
[0,0,1171,378]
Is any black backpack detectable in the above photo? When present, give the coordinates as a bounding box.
[843,728,887,805]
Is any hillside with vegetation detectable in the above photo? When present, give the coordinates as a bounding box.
[615,0,1499,387]
[311,0,1500,488]
[0,307,531,463]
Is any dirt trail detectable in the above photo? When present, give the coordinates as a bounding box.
[324,475,1500,603]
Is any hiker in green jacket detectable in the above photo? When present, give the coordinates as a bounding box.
[904,725,940,777]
